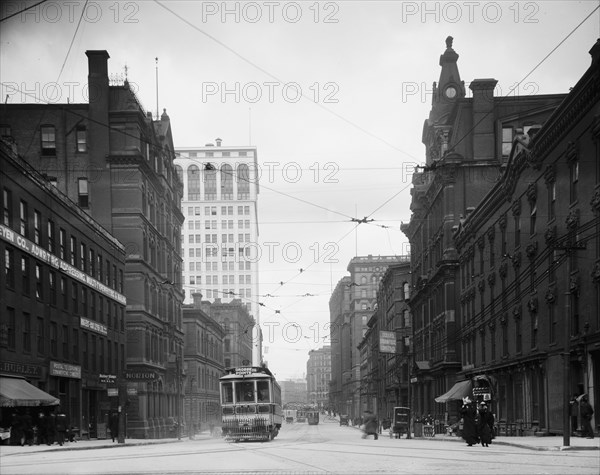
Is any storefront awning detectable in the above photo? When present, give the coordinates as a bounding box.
[434,380,472,403]
[0,376,60,407]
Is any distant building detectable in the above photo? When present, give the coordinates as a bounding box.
[306,347,331,409]
[280,379,307,406]
[328,276,351,415]
[330,255,406,419]
[0,138,126,435]
[174,143,261,365]
[357,261,411,419]
[182,293,226,433]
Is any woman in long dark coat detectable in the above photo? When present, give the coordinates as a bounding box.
[477,402,494,447]
[460,397,479,446]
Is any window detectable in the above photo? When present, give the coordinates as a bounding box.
[70,236,76,265]
[80,243,86,271]
[2,188,11,226]
[41,125,56,156]
[76,127,87,152]
[6,307,15,350]
[221,164,233,200]
[205,168,217,200]
[4,249,14,288]
[548,182,556,220]
[570,160,579,203]
[47,219,55,253]
[72,328,79,361]
[23,312,31,353]
[188,165,200,200]
[33,210,41,244]
[37,317,45,354]
[21,256,30,296]
[50,322,57,357]
[19,200,28,237]
[59,229,66,259]
[237,164,250,199]
[78,178,89,207]
[35,264,43,299]
[501,127,513,157]
[49,271,56,305]
[62,325,69,359]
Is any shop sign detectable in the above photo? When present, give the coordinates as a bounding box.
[125,371,157,381]
[127,387,138,396]
[99,374,117,384]
[410,377,418,383]
[379,331,396,354]
[0,360,41,377]
[80,317,108,336]
[50,361,81,379]
[107,388,118,397]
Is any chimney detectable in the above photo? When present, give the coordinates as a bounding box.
[192,292,203,308]
[469,78,498,160]
[85,50,112,230]
[215,138,222,146]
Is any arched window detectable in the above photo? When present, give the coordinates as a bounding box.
[403,282,410,300]
[204,167,217,200]
[220,164,233,200]
[175,165,183,185]
[237,164,250,199]
[187,165,200,200]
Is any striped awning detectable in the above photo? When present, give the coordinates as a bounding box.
[0,376,59,407]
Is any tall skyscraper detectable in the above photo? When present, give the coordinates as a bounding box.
[174,141,261,364]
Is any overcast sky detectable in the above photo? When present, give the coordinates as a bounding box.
[2,0,599,381]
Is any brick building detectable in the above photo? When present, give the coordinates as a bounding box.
[0,139,126,437]
[401,37,568,421]
[0,50,185,438]
[452,39,600,436]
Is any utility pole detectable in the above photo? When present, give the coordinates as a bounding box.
[553,239,584,447]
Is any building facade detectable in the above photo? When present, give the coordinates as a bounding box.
[401,38,567,422]
[306,346,331,410]
[330,255,406,420]
[174,143,261,365]
[452,40,600,436]
[182,293,226,434]
[0,50,185,439]
[0,139,127,437]
[328,276,351,416]
[280,379,307,406]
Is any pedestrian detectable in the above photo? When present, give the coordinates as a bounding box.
[460,397,479,447]
[36,412,47,445]
[569,394,580,434]
[22,409,34,446]
[109,412,120,443]
[579,395,594,439]
[55,408,67,446]
[361,410,379,440]
[46,411,56,445]
[477,402,494,447]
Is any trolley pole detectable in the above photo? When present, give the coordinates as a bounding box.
[554,240,584,448]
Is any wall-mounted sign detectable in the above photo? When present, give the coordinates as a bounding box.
[81,317,108,336]
[379,331,396,354]
[107,388,118,397]
[125,371,157,381]
[0,360,41,377]
[50,361,81,379]
[99,374,117,384]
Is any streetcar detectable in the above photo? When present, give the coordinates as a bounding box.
[306,410,319,425]
[219,366,283,441]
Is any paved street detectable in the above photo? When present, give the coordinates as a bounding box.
[1,417,598,474]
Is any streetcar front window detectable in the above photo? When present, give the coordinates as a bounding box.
[257,381,270,402]
[236,381,255,403]
[221,382,233,403]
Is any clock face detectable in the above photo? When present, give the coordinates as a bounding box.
[445,86,457,99]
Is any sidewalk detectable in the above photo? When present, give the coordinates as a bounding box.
[343,421,600,451]
[0,432,213,457]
